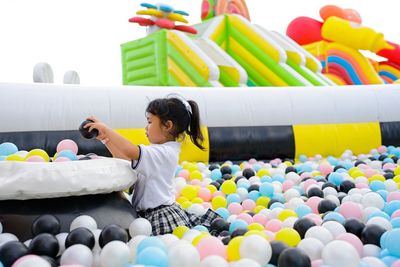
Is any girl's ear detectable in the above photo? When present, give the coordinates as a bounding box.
[164,120,174,131]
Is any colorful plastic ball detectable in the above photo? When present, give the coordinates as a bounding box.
[100,241,130,267]
[278,209,297,221]
[11,255,51,267]
[305,226,333,245]
[26,155,46,162]
[173,225,189,239]
[57,139,78,154]
[362,244,381,257]
[0,142,18,157]
[226,236,243,262]
[198,188,212,202]
[196,236,227,260]
[339,201,363,220]
[268,240,288,266]
[322,240,360,267]
[226,193,241,204]
[65,227,95,249]
[60,244,93,267]
[295,204,312,218]
[360,224,386,246]
[239,234,271,265]
[293,218,316,239]
[56,150,78,161]
[0,241,28,267]
[336,233,363,256]
[98,224,128,248]
[274,228,301,247]
[298,237,324,261]
[32,214,61,236]
[199,255,228,267]
[129,218,152,237]
[169,240,200,267]
[361,257,386,267]
[344,218,365,238]
[28,233,59,258]
[220,180,236,195]
[242,199,256,211]
[70,215,97,231]
[26,149,50,162]
[385,229,400,257]
[228,203,243,215]
[229,219,248,234]
[210,169,222,181]
[212,196,227,210]
[278,247,311,267]
[215,208,229,220]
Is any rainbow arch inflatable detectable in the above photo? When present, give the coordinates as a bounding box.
[1,82,399,162]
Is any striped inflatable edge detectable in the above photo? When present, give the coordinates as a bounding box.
[1,121,399,162]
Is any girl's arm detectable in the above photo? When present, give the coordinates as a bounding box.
[84,116,140,161]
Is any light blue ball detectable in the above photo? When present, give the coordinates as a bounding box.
[237,179,250,189]
[368,211,390,221]
[0,142,18,156]
[328,172,343,186]
[57,149,78,161]
[272,193,285,203]
[270,202,285,210]
[383,157,394,164]
[137,237,167,255]
[385,229,400,257]
[327,156,339,166]
[323,211,345,224]
[210,169,222,181]
[231,164,241,174]
[391,217,400,229]
[136,247,168,267]
[298,154,308,163]
[229,219,248,233]
[260,176,272,183]
[259,182,274,197]
[247,191,260,201]
[380,256,398,267]
[0,156,6,161]
[272,174,285,183]
[253,163,262,172]
[193,225,209,232]
[370,180,385,192]
[376,190,388,201]
[384,200,400,216]
[175,165,183,176]
[295,205,312,218]
[215,207,229,220]
[227,193,241,204]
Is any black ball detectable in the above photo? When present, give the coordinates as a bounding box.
[220,166,232,175]
[31,214,61,236]
[378,155,387,161]
[293,218,316,239]
[221,236,231,245]
[391,156,399,163]
[242,168,255,179]
[41,255,58,267]
[285,166,297,174]
[29,233,59,258]
[99,224,128,248]
[322,182,337,190]
[318,199,337,214]
[246,211,256,216]
[339,180,355,194]
[0,241,29,267]
[338,194,347,204]
[65,227,95,249]
[307,187,323,198]
[354,160,365,166]
[209,164,219,171]
[360,224,386,246]
[79,119,98,139]
[222,174,232,180]
[334,165,346,172]
[78,156,92,160]
[210,181,221,190]
[231,228,247,238]
[344,218,365,238]
[247,184,259,192]
[384,172,394,179]
[219,230,230,237]
[278,247,311,267]
[210,218,229,236]
[269,241,289,266]
[216,179,225,186]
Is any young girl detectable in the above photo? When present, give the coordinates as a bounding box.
[84,95,220,235]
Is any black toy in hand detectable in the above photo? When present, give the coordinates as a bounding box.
[79,119,98,139]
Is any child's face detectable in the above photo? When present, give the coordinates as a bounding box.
[145,113,173,144]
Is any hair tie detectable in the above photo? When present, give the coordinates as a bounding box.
[166,93,192,115]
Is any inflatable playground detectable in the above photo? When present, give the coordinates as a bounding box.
[0,0,400,266]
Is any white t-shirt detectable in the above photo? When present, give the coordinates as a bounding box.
[131,141,180,211]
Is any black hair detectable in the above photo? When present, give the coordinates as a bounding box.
[146,97,205,150]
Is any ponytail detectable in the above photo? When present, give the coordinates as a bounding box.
[186,100,205,151]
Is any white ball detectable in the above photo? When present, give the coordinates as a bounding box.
[286,172,301,184]
[128,235,147,263]
[236,188,248,202]
[361,257,386,267]
[159,233,179,247]
[129,218,152,237]
[361,192,384,210]
[362,244,381,257]
[286,197,304,210]
[70,215,97,231]
[384,179,398,192]
[322,240,360,267]
[366,217,392,231]
[323,187,338,197]
[56,232,68,256]
[187,203,206,216]
[227,215,238,223]
[60,244,93,267]
[0,233,18,247]
[169,240,201,267]
[305,226,333,245]
[322,221,346,238]
[297,237,324,261]
[239,235,272,265]
[282,217,298,228]
[200,256,229,267]
[230,258,261,267]
[100,241,130,267]
[362,207,381,223]
[325,195,340,206]
[12,255,51,267]
[182,229,201,243]
[283,188,301,201]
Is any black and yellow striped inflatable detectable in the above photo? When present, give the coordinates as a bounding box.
[1,83,399,162]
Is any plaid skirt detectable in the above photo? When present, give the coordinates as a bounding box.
[137,202,221,236]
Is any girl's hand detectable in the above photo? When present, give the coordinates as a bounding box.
[84,116,111,144]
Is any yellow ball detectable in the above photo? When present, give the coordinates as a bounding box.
[192,197,204,204]
[244,230,268,239]
[248,223,265,231]
[348,167,359,175]
[278,209,298,221]
[189,170,203,181]
[26,149,50,162]
[183,162,198,172]
[393,175,400,183]
[256,196,270,208]
[181,201,192,209]
[192,232,209,246]
[283,161,292,166]
[394,166,400,176]
[350,170,365,179]
[206,184,217,194]
[227,236,244,261]
[257,169,270,177]
[173,225,189,239]
[5,154,25,161]
[253,205,265,213]
[176,196,189,204]
[181,185,198,200]
[239,162,247,169]
[221,180,237,195]
[275,228,301,247]
[369,174,385,183]
[211,196,227,210]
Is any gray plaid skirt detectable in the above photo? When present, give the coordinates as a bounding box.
[137,202,221,236]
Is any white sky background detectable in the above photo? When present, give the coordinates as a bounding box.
[0,0,398,86]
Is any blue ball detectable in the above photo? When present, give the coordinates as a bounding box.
[383,157,394,164]
[136,247,168,267]
[381,256,398,267]
[237,179,250,190]
[260,175,272,183]
[391,217,400,229]
[247,191,260,201]
[231,164,241,174]
[384,200,400,216]
[376,190,388,201]
[175,166,183,176]
[323,211,345,224]
[253,163,262,172]
[272,193,285,203]
[370,180,385,192]
[272,174,285,183]
[327,156,339,166]
[193,225,209,232]
[259,182,274,197]
[328,172,343,186]
[215,207,229,220]
[137,237,167,255]
[57,150,78,161]
[385,229,400,257]
[210,169,222,181]
[227,193,241,204]
[0,142,18,156]
[270,202,285,210]
[298,154,308,163]
[229,219,248,233]
[295,205,312,218]
[368,211,390,221]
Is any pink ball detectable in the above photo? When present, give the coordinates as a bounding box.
[377,145,387,154]
[249,158,257,164]
[391,210,400,219]
[304,213,323,226]
[263,230,275,241]
[383,163,397,171]
[282,180,294,192]
[236,213,253,224]
[242,199,256,211]
[213,191,226,198]
[319,162,333,176]
[198,187,212,201]
[311,259,325,267]
[178,169,190,180]
[303,179,317,191]
[253,214,268,225]
[26,156,46,162]
[202,202,212,210]
[228,203,243,215]
[364,169,377,178]
[339,201,362,219]
[191,179,201,186]
[336,233,363,256]
[57,139,78,154]
[306,196,322,214]
[265,219,282,232]
[356,183,368,189]
[196,236,227,260]
[54,157,71,162]
[300,172,312,179]
[392,260,400,267]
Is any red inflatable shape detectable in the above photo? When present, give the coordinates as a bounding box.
[128,17,155,26]
[174,25,198,34]
[378,41,400,65]
[154,18,175,29]
[286,16,323,45]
